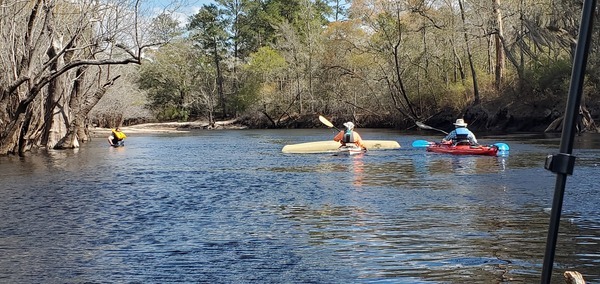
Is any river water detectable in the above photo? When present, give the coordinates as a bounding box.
[0,129,598,283]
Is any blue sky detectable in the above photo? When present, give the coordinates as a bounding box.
[142,0,214,24]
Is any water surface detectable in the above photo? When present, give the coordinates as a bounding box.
[0,129,598,283]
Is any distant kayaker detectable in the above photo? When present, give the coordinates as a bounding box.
[334,122,366,150]
[108,127,127,146]
[442,118,478,145]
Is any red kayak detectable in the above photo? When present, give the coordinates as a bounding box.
[426,143,499,156]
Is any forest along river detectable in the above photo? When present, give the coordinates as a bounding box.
[0,129,599,283]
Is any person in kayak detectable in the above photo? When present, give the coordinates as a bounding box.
[108,127,127,146]
[442,118,478,145]
[334,122,367,150]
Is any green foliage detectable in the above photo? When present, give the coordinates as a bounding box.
[233,75,262,112]
[238,47,288,112]
[245,46,288,75]
[442,80,470,110]
[370,13,399,50]
[188,4,229,53]
[157,106,190,121]
[524,59,572,99]
[236,0,333,55]
[138,41,215,121]
[149,14,184,43]
[237,1,279,54]
[134,0,600,127]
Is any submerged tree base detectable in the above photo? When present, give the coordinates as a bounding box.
[564,271,586,284]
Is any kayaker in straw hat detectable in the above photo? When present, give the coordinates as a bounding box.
[442,118,478,145]
[334,121,367,150]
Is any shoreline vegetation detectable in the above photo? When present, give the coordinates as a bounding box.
[3,2,600,156]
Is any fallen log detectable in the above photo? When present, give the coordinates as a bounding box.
[545,106,597,133]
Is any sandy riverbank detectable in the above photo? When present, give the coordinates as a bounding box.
[89,120,247,137]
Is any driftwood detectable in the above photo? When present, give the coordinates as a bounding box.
[545,106,597,133]
[545,116,564,133]
[564,271,586,284]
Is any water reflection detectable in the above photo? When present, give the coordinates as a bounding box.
[425,155,506,175]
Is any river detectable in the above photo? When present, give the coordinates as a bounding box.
[0,129,598,283]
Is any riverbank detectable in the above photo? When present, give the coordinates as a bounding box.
[89,119,247,137]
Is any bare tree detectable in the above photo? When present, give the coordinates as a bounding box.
[492,0,505,89]
[457,0,480,105]
[0,0,163,155]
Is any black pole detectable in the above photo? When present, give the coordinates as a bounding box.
[540,0,596,282]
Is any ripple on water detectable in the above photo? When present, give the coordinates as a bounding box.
[0,132,599,283]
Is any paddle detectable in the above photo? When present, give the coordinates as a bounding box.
[415,121,510,151]
[319,115,341,131]
[415,121,448,135]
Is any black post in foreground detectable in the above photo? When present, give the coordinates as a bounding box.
[540,0,597,282]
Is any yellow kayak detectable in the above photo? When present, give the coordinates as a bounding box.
[282,140,400,154]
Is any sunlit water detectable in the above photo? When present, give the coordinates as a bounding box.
[0,129,598,283]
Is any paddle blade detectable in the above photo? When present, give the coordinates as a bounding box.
[415,121,448,135]
[412,140,433,148]
[494,143,510,151]
[318,115,335,128]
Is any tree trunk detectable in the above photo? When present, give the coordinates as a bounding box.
[492,0,505,89]
[0,115,25,155]
[0,1,147,156]
[389,8,417,119]
[56,75,122,149]
[452,39,466,83]
[42,38,68,150]
[215,40,226,118]
[458,0,481,105]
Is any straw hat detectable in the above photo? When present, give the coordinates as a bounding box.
[343,122,355,130]
[453,119,468,127]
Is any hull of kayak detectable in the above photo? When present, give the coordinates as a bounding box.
[334,145,365,156]
[282,140,400,154]
[426,144,499,156]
